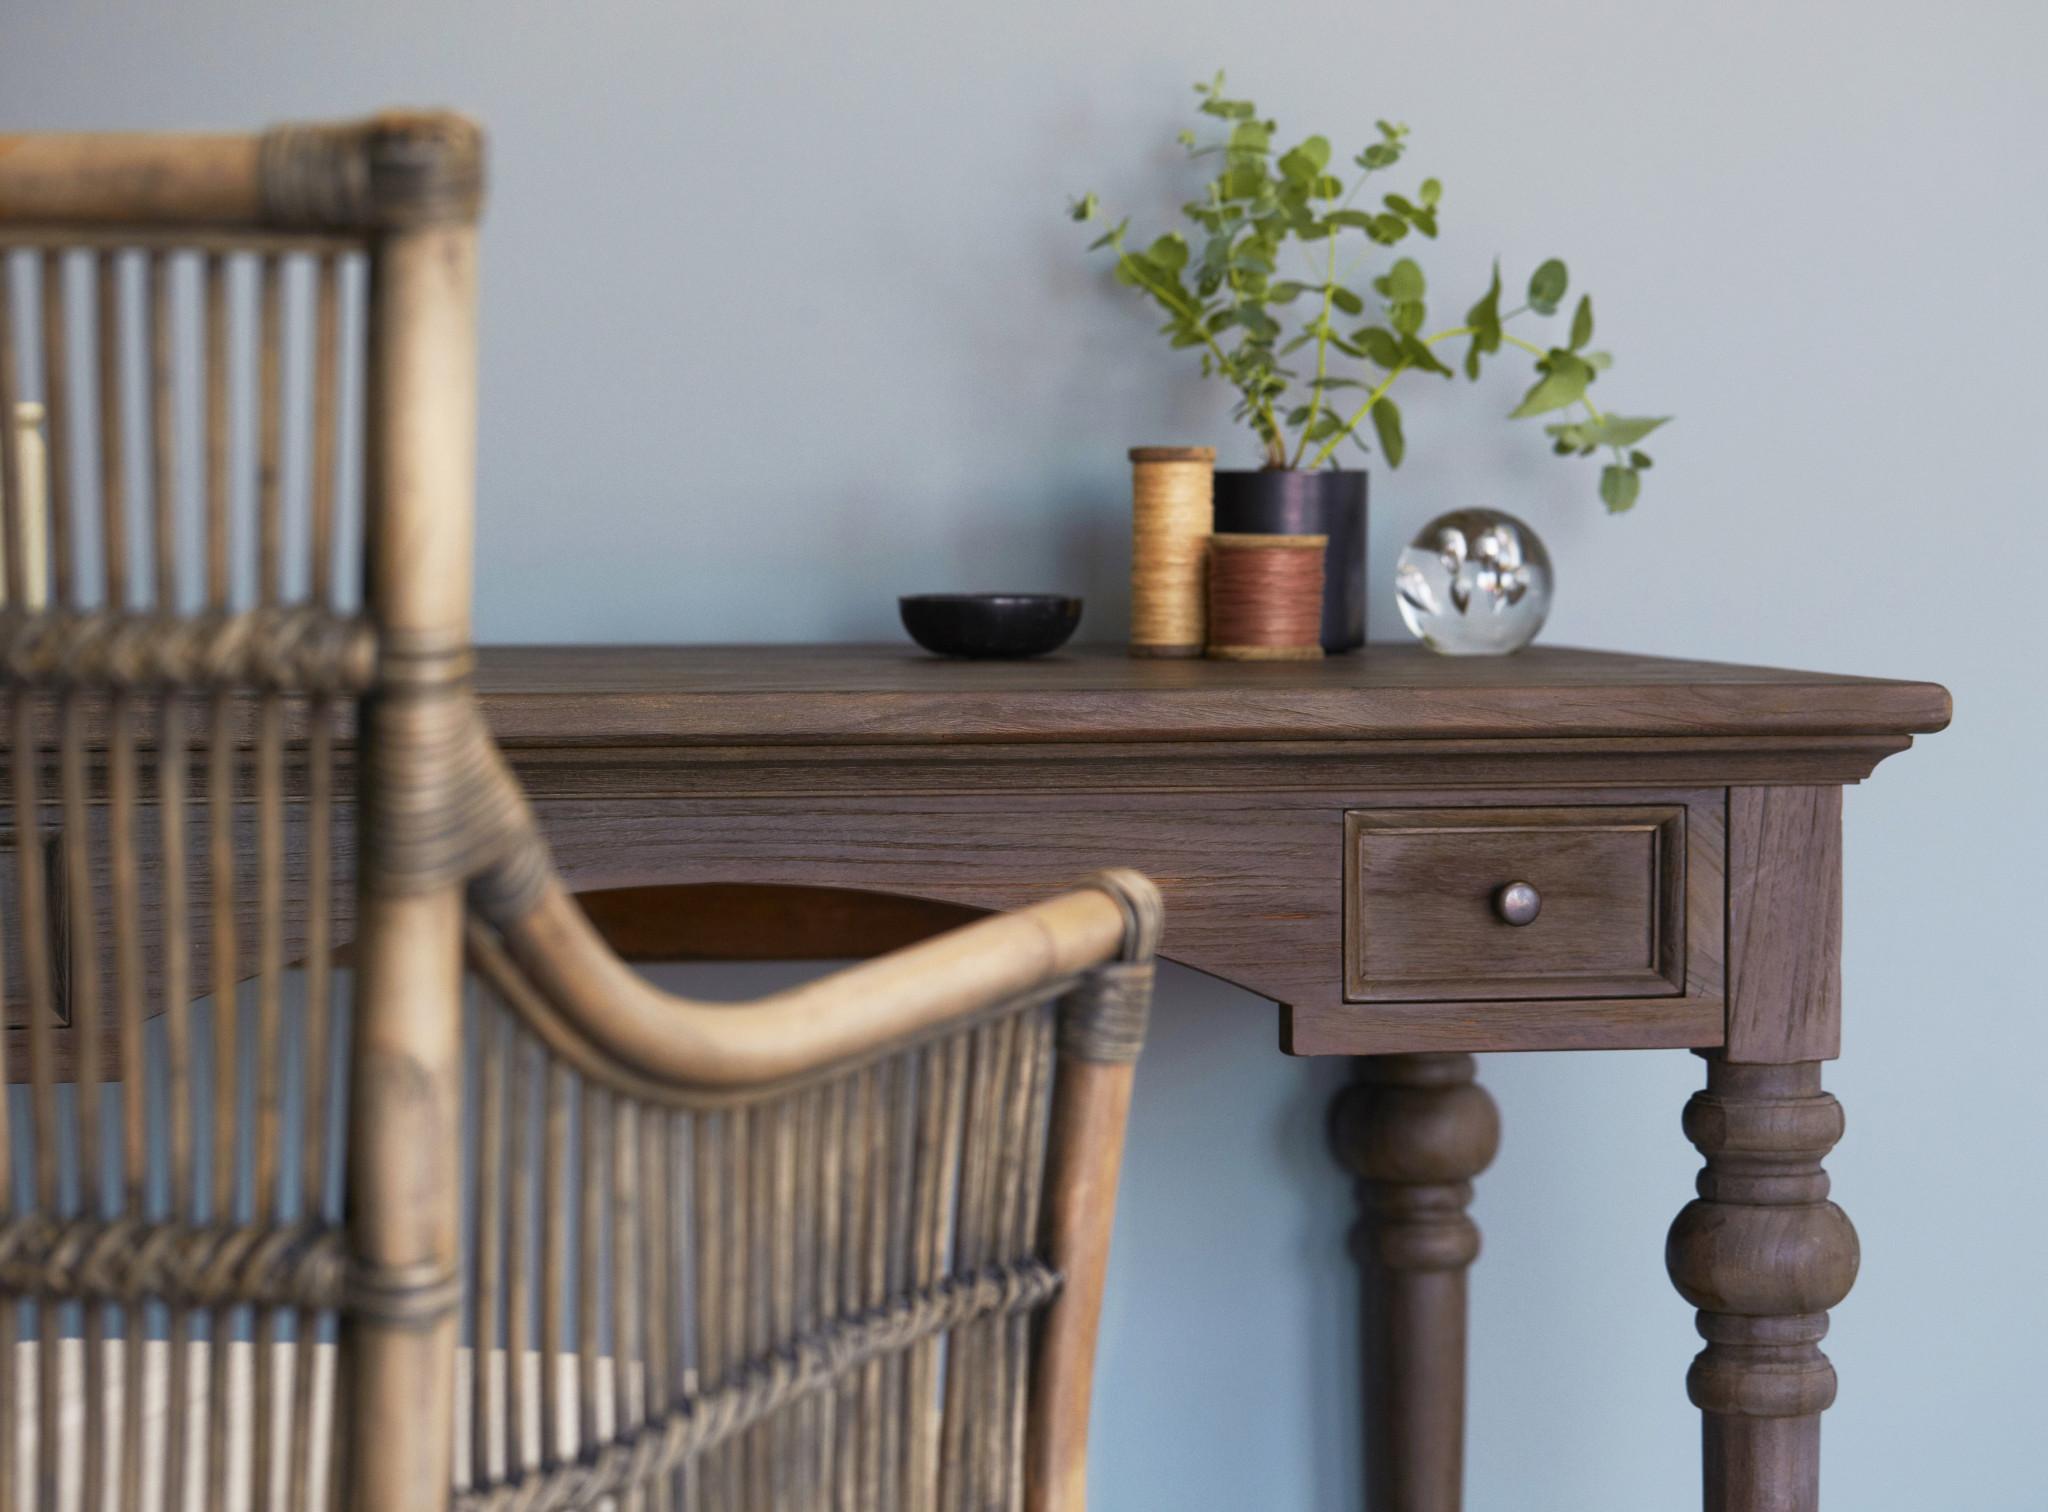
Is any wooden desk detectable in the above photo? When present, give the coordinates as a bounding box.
[475,641,1950,1512]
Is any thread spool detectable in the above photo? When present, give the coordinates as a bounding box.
[1206,533,1327,661]
[1128,445,1214,657]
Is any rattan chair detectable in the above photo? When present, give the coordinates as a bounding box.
[0,113,1160,1512]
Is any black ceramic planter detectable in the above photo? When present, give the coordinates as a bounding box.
[1212,469,1367,652]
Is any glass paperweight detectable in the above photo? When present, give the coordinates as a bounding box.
[1394,509,1552,655]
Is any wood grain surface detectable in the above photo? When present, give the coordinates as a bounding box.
[1725,787,1845,1063]
[470,644,1950,749]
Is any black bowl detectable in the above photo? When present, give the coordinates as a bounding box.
[899,594,1083,659]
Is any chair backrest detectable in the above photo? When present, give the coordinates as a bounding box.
[0,113,485,1512]
[1,113,1158,1512]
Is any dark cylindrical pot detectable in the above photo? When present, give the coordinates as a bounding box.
[1213,469,1368,652]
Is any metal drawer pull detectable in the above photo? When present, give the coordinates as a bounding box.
[1494,881,1542,927]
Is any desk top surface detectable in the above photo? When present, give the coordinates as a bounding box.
[470,643,1951,748]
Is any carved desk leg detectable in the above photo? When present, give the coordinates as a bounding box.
[1332,1053,1500,1512]
[1667,786,1858,1512]
[1666,1059,1857,1511]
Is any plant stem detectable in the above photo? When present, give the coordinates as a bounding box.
[1216,223,1288,463]
[1305,324,1473,469]
[1290,236,1342,468]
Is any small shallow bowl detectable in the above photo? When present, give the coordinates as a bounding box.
[899,593,1083,659]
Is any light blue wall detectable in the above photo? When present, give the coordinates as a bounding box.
[5,2,2043,1505]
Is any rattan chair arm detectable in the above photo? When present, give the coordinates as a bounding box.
[483,869,1152,1090]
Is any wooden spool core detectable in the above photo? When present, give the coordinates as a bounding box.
[1128,446,1214,658]
[1206,532,1327,661]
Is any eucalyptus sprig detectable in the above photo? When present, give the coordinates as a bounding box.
[1070,72,1670,510]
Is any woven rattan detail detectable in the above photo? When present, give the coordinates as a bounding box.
[1082,867,1166,963]
[0,606,377,693]
[0,1217,348,1312]
[346,1257,465,1329]
[259,112,485,231]
[366,691,542,897]
[452,1259,1062,1512]
[1057,960,1155,1064]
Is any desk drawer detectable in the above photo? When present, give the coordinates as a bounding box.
[1344,805,1687,1003]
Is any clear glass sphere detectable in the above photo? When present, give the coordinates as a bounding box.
[1394,509,1552,656]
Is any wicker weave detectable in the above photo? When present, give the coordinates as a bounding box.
[0,114,1159,1512]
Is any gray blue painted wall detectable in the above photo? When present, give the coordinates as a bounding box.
[4,2,2042,1505]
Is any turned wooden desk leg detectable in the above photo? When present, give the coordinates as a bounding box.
[1666,1058,1857,1512]
[1669,785,1859,1512]
[1331,1053,1501,1512]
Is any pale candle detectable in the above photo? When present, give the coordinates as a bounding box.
[0,401,51,608]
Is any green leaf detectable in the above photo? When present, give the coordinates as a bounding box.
[1463,261,1503,380]
[1400,334,1454,378]
[1542,414,1670,449]
[1371,397,1406,468]
[1366,214,1409,244]
[1087,215,1129,253]
[1629,450,1654,470]
[1374,258,1425,302]
[1229,119,1273,154]
[1600,465,1642,513]
[1267,280,1308,303]
[1569,294,1593,350]
[1329,286,1364,316]
[1221,161,1265,200]
[1509,351,1593,418]
[1527,258,1569,316]
[1146,233,1189,273]
[1236,304,1280,339]
[1388,299,1425,336]
[1326,210,1376,231]
[1069,192,1100,223]
[1382,195,1437,238]
[1418,178,1442,207]
[1584,350,1614,370]
[1277,134,1331,182]
[1355,327,1403,367]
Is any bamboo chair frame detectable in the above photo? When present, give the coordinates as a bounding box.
[0,114,1159,1512]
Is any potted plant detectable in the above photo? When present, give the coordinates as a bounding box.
[1072,73,1669,649]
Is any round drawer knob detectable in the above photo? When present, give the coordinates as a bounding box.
[1494,881,1542,927]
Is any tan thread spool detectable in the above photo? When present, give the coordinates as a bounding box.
[1128,445,1213,657]
[1206,533,1327,661]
